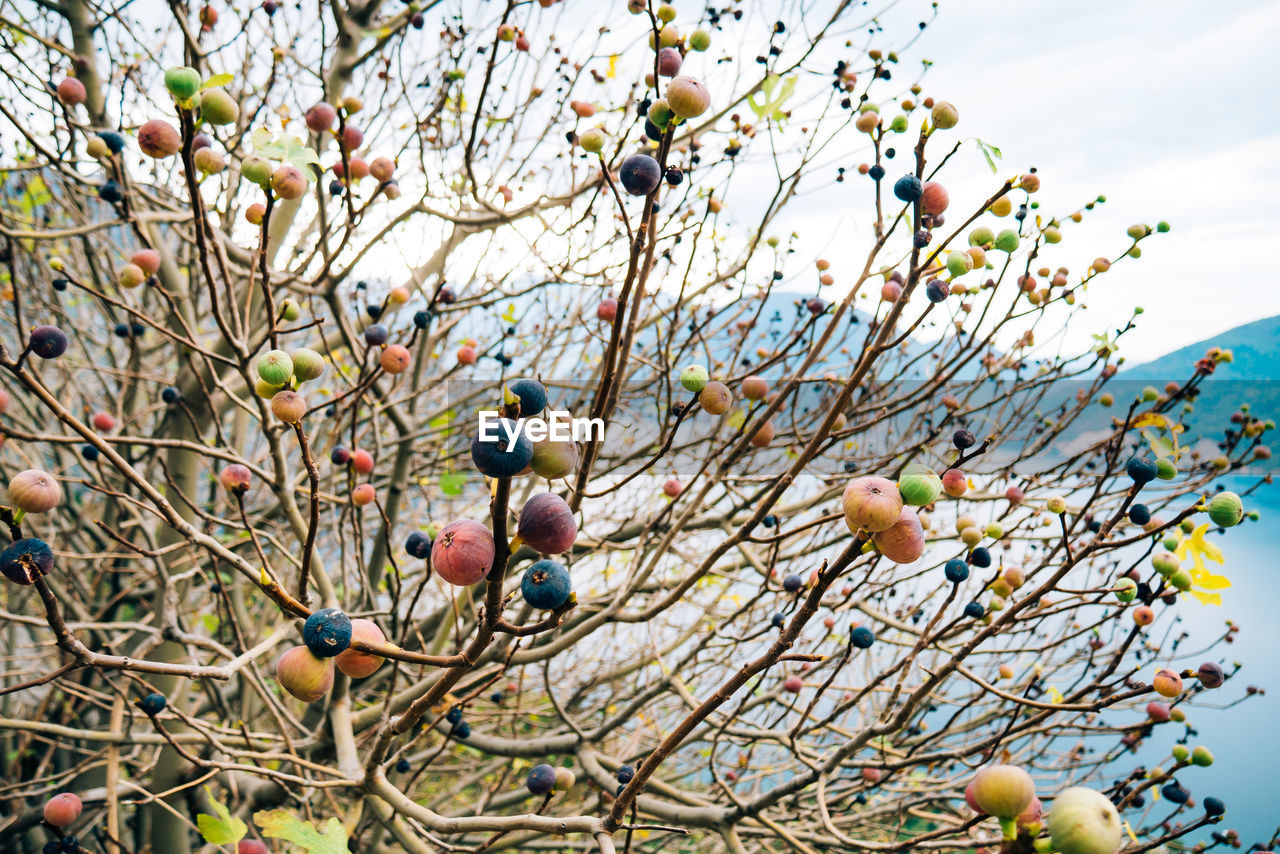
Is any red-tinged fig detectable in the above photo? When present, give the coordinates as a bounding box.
[1005,485,1024,505]
[306,103,337,133]
[1133,605,1155,626]
[597,298,618,322]
[699,381,732,415]
[276,644,334,702]
[342,124,363,151]
[1047,787,1122,854]
[842,476,903,533]
[665,76,710,119]
[1197,661,1225,689]
[942,468,967,497]
[380,344,411,374]
[57,77,87,105]
[220,464,251,494]
[873,506,925,564]
[351,449,374,474]
[530,437,577,479]
[970,765,1035,827]
[881,281,902,302]
[246,203,266,224]
[1017,796,1042,828]
[1153,668,1183,697]
[663,478,682,497]
[138,119,181,158]
[0,387,9,415]
[432,519,495,585]
[91,411,116,431]
[1146,701,1171,722]
[43,792,83,827]
[783,675,802,692]
[749,419,775,447]
[194,148,225,174]
[517,493,577,554]
[334,618,387,678]
[345,157,370,180]
[920,181,949,216]
[569,100,596,118]
[458,344,478,365]
[965,779,982,813]
[271,165,308,200]
[131,249,161,275]
[8,469,62,514]
[352,483,376,505]
[270,389,307,422]
[657,47,682,77]
[237,841,269,854]
[741,376,768,400]
[862,768,882,783]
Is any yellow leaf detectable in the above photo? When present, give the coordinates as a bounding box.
[1046,685,1064,704]
[1186,589,1222,606]
[607,55,618,78]
[1132,413,1171,429]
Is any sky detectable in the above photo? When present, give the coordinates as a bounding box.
[840,0,1280,364]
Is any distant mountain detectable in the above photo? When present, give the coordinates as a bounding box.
[1123,315,1280,382]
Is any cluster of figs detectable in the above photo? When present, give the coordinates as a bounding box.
[1,469,63,585]
[276,378,577,704]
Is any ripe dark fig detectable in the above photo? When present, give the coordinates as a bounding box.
[406,531,432,559]
[657,47,682,76]
[527,764,556,795]
[893,174,922,203]
[619,154,661,195]
[334,618,387,678]
[303,607,353,658]
[1197,661,1225,688]
[43,793,82,827]
[508,378,548,415]
[517,493,577,554]
[276,644,334,702]
[8,469,62,513]
[472,418,533,477]
[0,538,54,585]
[30,325,68,359]
[306,103,336,133]
[139,692,166,715]
[521,559,571,610]
[431,519,495,585]
[850,626,875,648]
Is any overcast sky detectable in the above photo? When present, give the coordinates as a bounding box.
[847,0,1280,364]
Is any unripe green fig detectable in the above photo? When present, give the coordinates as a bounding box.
[968,226,994,248]
[1191,745,1213,766]
[970,765,1035,829]
[1206,491,1243,527]
[994,229,1020,253]
[530,437,578,479]
[688,28,711,51]
[930,100,959,129]
[241,154,272,186]
[1048,787,1122,854]
[680,365,709,392]
[1114,577,1137,603]
[276,644,334,702]
[164,66,201,100]
[579,128,606,153]
[257,349,293,386]
[897,463,941,506]
[198,87,239,125]
[290,348,325,382]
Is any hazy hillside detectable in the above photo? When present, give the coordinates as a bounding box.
[1123,314,1280,381]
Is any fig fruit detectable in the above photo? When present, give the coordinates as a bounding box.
[521,559,572,609]
[432,520,495,586]
[334,618,388,678]
[517,493,577,554]
[842,477,903,533]
[1047,787,1122,854]
[276,645,334,702]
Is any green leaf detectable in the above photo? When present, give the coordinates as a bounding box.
[440,472,466,495]
[254,809,350,854]
[202,73,234,90]
[200,613,220,633]
[746,74,797,122]
[251,128,321,170]
[196,786,247,845]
